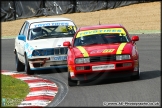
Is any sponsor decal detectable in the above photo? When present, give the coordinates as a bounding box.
[76,28,126,38]
[92,64,115,71]
[24,43,34,58]
[30,21,75,29]
[102,49,115,53]
[90,49,115,54]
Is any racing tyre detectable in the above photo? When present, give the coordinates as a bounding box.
[131,64,140,80]
[25,54,34,75]
[68,72,77,86]
[15,52,25,71]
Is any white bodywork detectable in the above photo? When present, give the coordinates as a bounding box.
[14,17,77,70]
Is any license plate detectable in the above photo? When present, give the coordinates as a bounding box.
[92,64,115,71]
[50,56,67,61]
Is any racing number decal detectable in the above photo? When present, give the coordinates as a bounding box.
[116,43,127,54]
[67,26,73,30]
[67,26,76,32]
[76,46,89,57]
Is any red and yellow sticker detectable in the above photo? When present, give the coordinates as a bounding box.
[76,46,89,57]
[116,43,127,54]
[102,49,115,53]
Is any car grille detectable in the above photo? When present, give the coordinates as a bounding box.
[32,47,68,56]
[90,55,116,62]
[54,47,68,55]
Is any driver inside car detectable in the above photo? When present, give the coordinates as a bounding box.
[30,27,43,40]
[80,36,97,45]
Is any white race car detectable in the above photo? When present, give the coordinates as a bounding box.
[14,17,77,74]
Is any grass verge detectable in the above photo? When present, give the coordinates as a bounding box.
[129,30,160,34]
[1,74,29,107]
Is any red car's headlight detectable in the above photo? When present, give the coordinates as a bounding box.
[116,54,131,60]
[75,58,90,64]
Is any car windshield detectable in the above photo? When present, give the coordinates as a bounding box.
[74,33,131,46]
[29,25,76,40]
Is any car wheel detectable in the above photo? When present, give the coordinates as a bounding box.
[15,52,25,72]
[25,54,34,75]
[131,64,140,80]
[68,72,77,86]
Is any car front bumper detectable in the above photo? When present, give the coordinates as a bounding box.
[68,60,139,81]
[28,58,67,70]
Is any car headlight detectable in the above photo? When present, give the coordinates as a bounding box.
[116,55,130,60]
[75,58,90,64]
[32,50,40,56]
[32,50,47,56]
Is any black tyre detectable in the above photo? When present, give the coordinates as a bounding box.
[25,54,34,75]
[68,72,77,86]
[131,70,140,80]
[131,63,140,80]
[15,52,25,72]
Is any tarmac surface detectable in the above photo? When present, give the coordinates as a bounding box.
[1,33,161,107]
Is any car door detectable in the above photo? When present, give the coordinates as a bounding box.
[16,22,27,63]
[18,22,29,63]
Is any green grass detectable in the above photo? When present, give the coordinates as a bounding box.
[129,30,160,34]
[1,74,30,107]
[1,35,17,39]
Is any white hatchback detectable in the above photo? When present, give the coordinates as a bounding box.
[14,17,77,74]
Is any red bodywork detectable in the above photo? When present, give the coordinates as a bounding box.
[64,24,139,81]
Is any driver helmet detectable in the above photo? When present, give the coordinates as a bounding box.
[80,36,90,44]
[32,27,42,37]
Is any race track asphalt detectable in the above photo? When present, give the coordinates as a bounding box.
[1,33,161,107]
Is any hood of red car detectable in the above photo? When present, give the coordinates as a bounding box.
[73,43,133,57]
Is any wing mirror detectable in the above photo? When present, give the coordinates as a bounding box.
[131,35,139,44]
[63,41,71,47]
[18,35,26,42]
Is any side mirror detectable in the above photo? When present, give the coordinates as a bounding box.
[18,35,26,42]
[131,35,139,44]
[63,41,71,47]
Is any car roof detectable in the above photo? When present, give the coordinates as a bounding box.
[78,24,124,31]
[26,17,74,24]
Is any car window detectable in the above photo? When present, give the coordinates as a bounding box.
[24,22,29,38]
[28,21,77,40]
[19,22,27,35]
[74,28,131,46]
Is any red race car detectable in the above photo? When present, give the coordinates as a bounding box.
[63,24,140,86]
